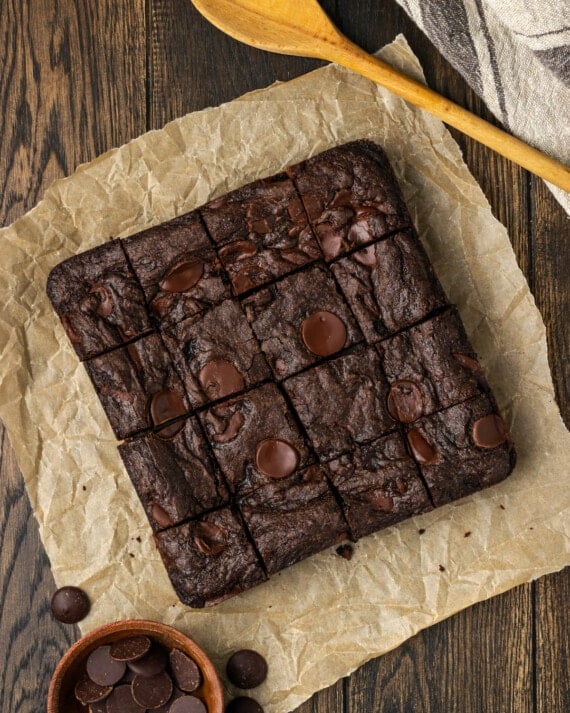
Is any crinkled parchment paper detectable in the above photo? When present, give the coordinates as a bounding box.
[0,36,568,712]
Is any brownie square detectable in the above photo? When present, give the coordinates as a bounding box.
[199,383,312,496]
[47,241,152,360]
[331,230,449,342]
[154,508,267,608]
[405,394,516,506]
[118,417,229,532]
[163,299,270,408]
[84,333,190,439]
[327,432,432,539]
[288,140,411,260]
[239,464,349,574]
[200,174,322,294]
[122,211,230,327]
[377,309,490,423]
[283,347,394,461]
[243,265,362,380]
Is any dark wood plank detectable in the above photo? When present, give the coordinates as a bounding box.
[294,678,345,713]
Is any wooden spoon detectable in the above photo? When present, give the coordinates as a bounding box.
[191,0,570,192]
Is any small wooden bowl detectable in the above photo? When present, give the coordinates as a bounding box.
[47,619,224,713]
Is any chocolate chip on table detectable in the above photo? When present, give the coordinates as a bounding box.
[169,695,208,713]
[226,649,268,689]
[170,648,202,692]
[110,635,152,662]
[86,645,127,686]
[132,670,173,708]
[105,684,146,713]
[50,585,90,624]
[74,675,112,705]
[127,642,169,675]
[225,696,265,713]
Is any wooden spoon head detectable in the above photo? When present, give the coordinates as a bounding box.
[191,0,344,59]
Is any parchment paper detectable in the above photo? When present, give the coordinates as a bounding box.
[0,37,568,712]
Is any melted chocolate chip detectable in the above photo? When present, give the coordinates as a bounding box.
[194,521,227,556]
[226,649,268,689]
[150,503,175,529]
[127,643,168,676]
[255,439,299,479]
[453,352,481,371]
[386,381,423,423]
[160,260,204,293]
[150,389,187,426]
[198,359,245,400]
[472,414,508,449]
[90,283,113,317]
[407,430,438,465]
[301,310,347,357]
[170,648,202,693]
[105,684,146,713]
[110,635,152,662]
[86,645,127,687]
[132,671,173,708]
[170,696,208,713]
[225,697,264,713]
[50,585,90,624]
[211,411,245,443]
[156,420,186,439]
[369,491,394,512]
[74,675,112,705]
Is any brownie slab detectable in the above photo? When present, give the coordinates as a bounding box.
[243,264,362,380]
[200,174,322,295]
[331,230,448,342]
[154,508,267,608]
[239,464,349,574]
[284,346,394,461]
[377,308,489,422]
[47,241,152,360]
[84,333,190,439]
[163,299,271,407]
[122,211,230,327]
[405,394,516,506]
[199,383,312,496]
[288,140,411,260]
[118,417,229,532]
[327,432,432,539]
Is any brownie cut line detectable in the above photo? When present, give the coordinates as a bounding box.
[46,139,517,608]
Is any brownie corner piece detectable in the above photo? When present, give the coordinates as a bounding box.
[288,140,412,260]
[406,394,516,506]
[327,431,432,540]
[238,463,349,574]
[154,507,267,608]
[122,211,230,327]
[118,416,229,532]
[46,240,151,360]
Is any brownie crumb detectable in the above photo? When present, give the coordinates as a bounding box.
[418,528,426,535]
[136,536,142,543]
[336,544,354,560]
[129,553,135,558]
[500,504,506,510]
[82,485,87,491]
[438,564,445,572]
[464,531,471,538]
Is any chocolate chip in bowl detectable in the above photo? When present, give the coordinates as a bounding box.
[47,619,223,713]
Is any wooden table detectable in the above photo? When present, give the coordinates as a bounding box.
[1,2,568,711]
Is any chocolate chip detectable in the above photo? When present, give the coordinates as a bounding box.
[170,648,202,692]
[86,645,126,687]
[105,684,146,713]
[193,521,227,556]
[255,439,299,479]
[198,359,245,400]
[50,585,90,624]
[226,650,268,689]
[150,389,187,426]
[386,381,423,423]
[156,420,186,439]
[369,490,394,512]
[406,429,438,465]
[160,260,204,293]
[132,671,173,708]
[88,700,108,713]
[128,643,168,676]
[210,411,245,443]
[90,283,113,317]
[300,310,347,356]
[151,502,175,529]
[225,697,264,713]
[110,635,152,662]
[453,352,481,371]
[169,696,208,713]
[472,414,508,449]
[336,543,353,560]
[74,675,112,705]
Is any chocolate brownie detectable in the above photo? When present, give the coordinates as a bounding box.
[331,230,448,342]
[118,417,229,532]
[199,383,312,496]
[327,432,432,539]
[163,299,270,407]
[405,394,515,506]
[239,464,348,574]
[283,346,394,461]
[122,212,230,327]
[377,309,489,422]
[200,174,322,294]
[84,333,190,439]
[243,265,362,380]
[46,241,151,360]
[153,508,267,607]
[287,140,411,260]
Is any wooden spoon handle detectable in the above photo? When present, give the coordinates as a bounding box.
[327,39,570,192]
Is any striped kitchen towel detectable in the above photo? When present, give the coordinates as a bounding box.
[396,0,570,212]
